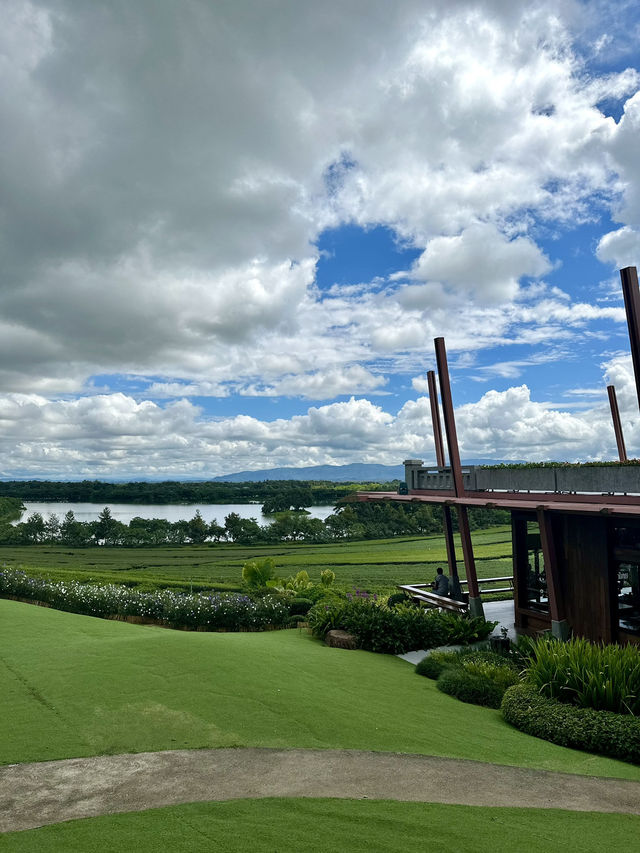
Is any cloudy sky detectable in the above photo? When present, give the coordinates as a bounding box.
[3,0,640,479]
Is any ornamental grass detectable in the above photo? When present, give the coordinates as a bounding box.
[525,636,640,716]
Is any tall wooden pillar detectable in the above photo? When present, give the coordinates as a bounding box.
[620,266,640,414]
[434,338,483,617]
[607,385,627,462]
[536,508,569,640]
[427,369,462,599]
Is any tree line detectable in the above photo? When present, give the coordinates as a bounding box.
[2,501,510,547]
[0,479,397,505]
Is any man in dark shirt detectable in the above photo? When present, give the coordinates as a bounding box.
[433,567,450,597]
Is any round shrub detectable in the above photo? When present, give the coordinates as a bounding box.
[416,648,518,680]
[386,592,411,608]
[502,682,640,765]
[436,667,507,709]
[288,597,313,616]
[415,650,461,679]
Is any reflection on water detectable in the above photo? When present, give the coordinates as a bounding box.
[18,502,335,527]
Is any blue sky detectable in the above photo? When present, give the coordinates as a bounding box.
[2,0,640,479]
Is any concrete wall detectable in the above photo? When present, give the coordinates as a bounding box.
[405,463,640,495]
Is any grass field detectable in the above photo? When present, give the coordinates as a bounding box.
[2,598,638,780]
[4,799,640,853]
[3,597,640,849]
[0,526,513,592]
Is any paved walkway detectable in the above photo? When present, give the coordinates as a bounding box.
[2,748,640,832]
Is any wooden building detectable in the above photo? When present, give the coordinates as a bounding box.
[357,465,640,645]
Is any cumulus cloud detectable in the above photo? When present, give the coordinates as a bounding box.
[2,1,640,477]
[0,0,637,402]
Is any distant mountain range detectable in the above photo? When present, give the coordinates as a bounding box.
[213,460,515,483]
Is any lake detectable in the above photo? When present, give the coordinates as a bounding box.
[18,502,336,527]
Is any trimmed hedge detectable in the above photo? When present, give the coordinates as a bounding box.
[415,648,514,681]
[437,666,508,709]
[501,682,640,765]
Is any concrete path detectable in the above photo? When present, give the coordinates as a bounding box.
[2,748,640,833]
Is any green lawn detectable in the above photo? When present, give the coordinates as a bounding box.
[3,800,640,852]
[2,599,639,780]
[0,526,513,592]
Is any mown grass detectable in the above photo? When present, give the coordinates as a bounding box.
[2,599,639,780]
[3,800,640,852]
[0,526,513,592]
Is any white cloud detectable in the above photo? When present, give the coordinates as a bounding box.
[0,0,637,402]
[404,224,551,304]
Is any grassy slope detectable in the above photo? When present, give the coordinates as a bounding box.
[3,800,640,852]
[2,599,639,780]
[0,526,513,590]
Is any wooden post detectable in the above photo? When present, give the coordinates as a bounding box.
[620,266,640,413]
[426,369,462,599]
[427,370,446,468]
[607,385,628,462]
[536,508,569,640]
[434,337,483,617]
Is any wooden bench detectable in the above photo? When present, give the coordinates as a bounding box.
[460,576,514,595]
[397,583,468,613]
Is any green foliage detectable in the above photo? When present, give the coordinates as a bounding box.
[525,636,640,715]
[320,568,335,587]
[502,682,640,765]
[438,613,498,645]
[287,597,314,616]
[307,598,348,636]
[386,592,411,608]
[308,596,497,655]
[415,648,512,680]
[242,557,277,588]
[437,666,510,709]
[0,568,288,630]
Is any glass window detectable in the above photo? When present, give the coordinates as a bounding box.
[617,562,640,635]
[524,521,548,612]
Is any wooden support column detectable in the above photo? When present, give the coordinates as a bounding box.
[426,369,462,599]
[607,385,627,462]
[427,370,446,468]
[536,508,569,640]
[620,266,640,414]
[434,337,483,618]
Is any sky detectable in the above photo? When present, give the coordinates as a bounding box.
[3,0,640,480]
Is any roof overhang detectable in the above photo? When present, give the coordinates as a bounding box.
[355,490,640,519]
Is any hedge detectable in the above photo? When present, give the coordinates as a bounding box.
[501,682,640,765]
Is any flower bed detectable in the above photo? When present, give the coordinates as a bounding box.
[0,569,288,631]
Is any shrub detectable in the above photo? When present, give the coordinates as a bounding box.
[502,682,640,765]
[525,636,640,715]
[241,558,276,588]
[307,598,348,637]
[415,648,515,680]
[437,666,509,709]
[308,597,496,655]
[288,597,314,616]
[439,613,498,645]
[386,592,411,608]
[0,569,289,631]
